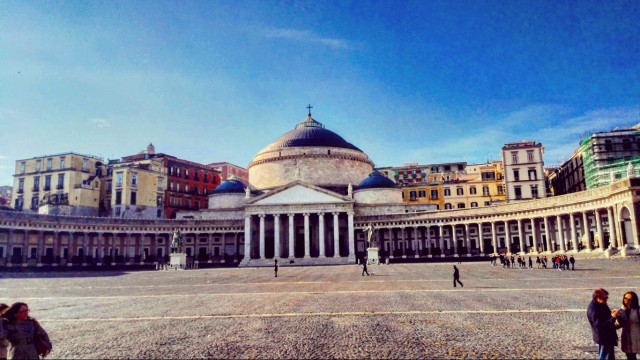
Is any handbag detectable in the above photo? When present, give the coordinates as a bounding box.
[33,321,50,357]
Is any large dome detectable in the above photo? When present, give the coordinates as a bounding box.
[248,109,374,191]
[258,116,362,153]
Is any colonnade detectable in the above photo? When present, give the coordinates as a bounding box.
[243,210,355,261]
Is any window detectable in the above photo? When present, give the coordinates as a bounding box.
[82,159,89,172]
[57,174,64,189]
[107,181,112,192]
[31,196,39,210]
[444,203,452,210]
[20,162,25,174]
[59,157,65,169]
[514,186,522,200]
[430,189,439,200]
[458,164,464,171]
[456,188,463,196]
[33,177,40,191]
[18,179,24,192]
[444,188,451,196]
[131,191,137,205]
[46,159,52,171]
[116,172,123,187]
[44,175,51,190]
[482,186,489,196]
[177,183,181,192]
[418,190,426,198]
[513,169,520,181]
[444,165,451,171]
[497,185,504,194]
[471,202,478,207]
[177,168,181,177]
[531,185,539,198]
[157,196,163,206]
[35,160,41,172]
[457,203,465,209]
[527,151,534,162]
[14,197,24,210]
[185,169,189,178]
[528,169,537,180]
[115,207,121,217]
[409,191,417,201]
[511,152,518,164]
[131,173,138,187]
[185,185,189,193]
[481,172,496,181]
[469,187,477,195]
[115,191,122,205]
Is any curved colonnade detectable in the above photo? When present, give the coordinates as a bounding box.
[0,179,638,268]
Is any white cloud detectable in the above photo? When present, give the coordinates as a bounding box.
[263,28,350,49]
[91,118,111,128]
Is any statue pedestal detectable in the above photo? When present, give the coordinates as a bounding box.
[170,253,188,270]
[366,247,379,265]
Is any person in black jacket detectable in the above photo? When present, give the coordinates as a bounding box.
[587,288,619,360]
[453,265,463,288]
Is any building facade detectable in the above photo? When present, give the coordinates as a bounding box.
[208,162,249,184]
[11,152,105,216]
[502,141,546,202]
[1,111,639,268]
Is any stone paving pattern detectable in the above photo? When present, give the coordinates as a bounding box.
[2,258,640,359]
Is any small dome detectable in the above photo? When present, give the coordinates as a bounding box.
[357,170,397,190]
[212,175,245,194]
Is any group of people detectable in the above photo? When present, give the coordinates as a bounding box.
[490,254,576,270]
[0,302,51,360]
[588,288,640,360]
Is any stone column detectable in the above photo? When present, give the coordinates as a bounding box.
[289,214,295,259]
[23,230,29,263]
[37,231,44,265]
[464,223,471,257]
[556,216,566,252]
[7,229,13,262]
[596,210,605,250]
[452,225,458,257]
[517,219,525,254]
[531,219,538,253]
[608,207,618,248]
[303,213,310,258]
[478,223,485,255]
[583,211,592,251]
[347,211,355,262]
[52,231,59,259]
[244,215,251,260]
[389,228,395,258]
[274,214,281,259]
[69,232,75,261]
[570,213,578,252]
[151,233,157,262]
[438,225,445,257]
[413,226,419,258]
[139,234,145,263]
[400,227,406,258]
[504,221,511,254]
[81,232,88,264]
[318,213,325,258]
[491,222,497,254]
[426,226,432,257]
[543,217,552,252]
[259,213,266,259]
[332,212,339,258]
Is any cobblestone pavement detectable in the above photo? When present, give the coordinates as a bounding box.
[2,258,640,359]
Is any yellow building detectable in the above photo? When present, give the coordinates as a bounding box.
[11,152,104,216]
[107,158,166,218]
[441,161,506,209]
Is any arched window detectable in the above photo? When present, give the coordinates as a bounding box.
[471,202,478,208]
[470,187,477,195]
[456,188,464,196]
[444,188,451,196]
[444,203,452,210]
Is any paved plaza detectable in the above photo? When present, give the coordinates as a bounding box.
[2,258,640,359]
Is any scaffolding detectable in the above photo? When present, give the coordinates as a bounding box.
[581,132,640,189]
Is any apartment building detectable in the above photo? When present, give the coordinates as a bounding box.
[502,141,546,202]
[208,162,248,184]
[11,152,105,216]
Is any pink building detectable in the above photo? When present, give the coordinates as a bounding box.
[208,162,248,184]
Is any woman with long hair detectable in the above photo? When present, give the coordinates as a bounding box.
[617,291,640,360]
[0,302,51,359]
[0,303,8,360]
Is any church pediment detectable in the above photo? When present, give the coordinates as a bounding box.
[247,181,351,205]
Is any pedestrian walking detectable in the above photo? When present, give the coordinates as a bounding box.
[453,265,463,288]
[362,259,370,276]
[570,255,576,270]
[274,259,278,277]
[587,288,619,360]
[1,302,52,359]
[616,291,640,360]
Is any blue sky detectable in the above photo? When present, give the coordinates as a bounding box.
[1,0,639,186]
